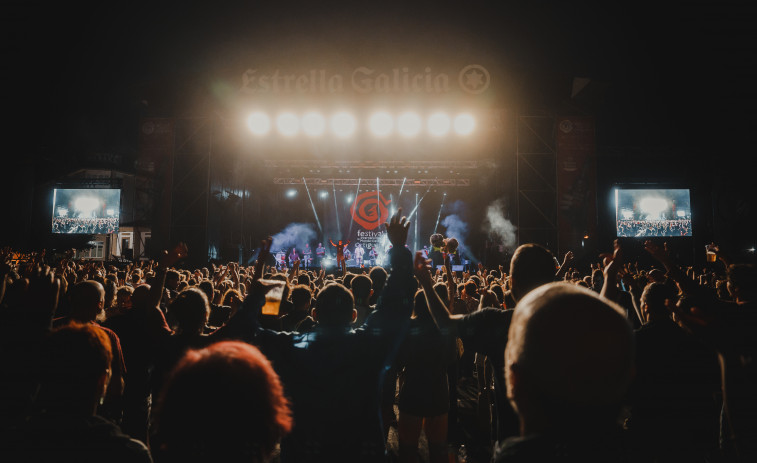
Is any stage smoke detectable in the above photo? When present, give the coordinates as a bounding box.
[441,214,469,252]
[271,223,317,252]
[483,199,517,248]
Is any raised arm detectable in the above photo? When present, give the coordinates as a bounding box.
[149,243,187,309]
[417,251,463,332]
[555,251,574,279]
[644,240,698,295]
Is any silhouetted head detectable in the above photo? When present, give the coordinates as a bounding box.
[509,244,558,302]
[314,283,356,326]
[69,280,105,322]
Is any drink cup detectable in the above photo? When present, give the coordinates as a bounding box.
[259,279,286,316]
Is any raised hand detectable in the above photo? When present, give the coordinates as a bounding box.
[413,251,434,287]
[385,208,410,249]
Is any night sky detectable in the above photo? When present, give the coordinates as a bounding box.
[4,0,756,251]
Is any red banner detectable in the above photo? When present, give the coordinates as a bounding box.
[350,191,391,231]
[556,117,596,255]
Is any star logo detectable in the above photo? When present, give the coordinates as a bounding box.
[458,64,490,94]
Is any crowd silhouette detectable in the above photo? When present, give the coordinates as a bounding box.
[1,210,756,462]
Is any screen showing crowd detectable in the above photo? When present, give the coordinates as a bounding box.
[52,188,121,234]
[615,188,692,237]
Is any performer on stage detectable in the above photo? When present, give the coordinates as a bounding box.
[354,243,365,268]
[329,239,350,274]
[303,244,312,269]
[275,249,287,271]
[316,242,325,267]
[289,247,299,267]
[369,246,378,266]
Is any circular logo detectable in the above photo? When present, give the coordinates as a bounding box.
[458,65,491,95]
[141,121,155,135]
[350,191,391,230]
[559,119,574,133]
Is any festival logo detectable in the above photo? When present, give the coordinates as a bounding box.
[458,64,491,95]
[350,191,391,230]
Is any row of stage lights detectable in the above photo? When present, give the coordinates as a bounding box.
[246,111,476,138]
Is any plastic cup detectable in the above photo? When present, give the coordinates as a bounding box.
[259,279,286,316]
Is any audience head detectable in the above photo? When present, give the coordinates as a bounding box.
[505,283,634,434]
[640,282,677,323]
[368,266,388,293]
[154,341,292,463]
[727,263,757,303]
[169,288,210,335]
[509,244,558,302]
[350,275,373,304]
[69,280,105,322]
[314,283,356,326]
[290,285,312,313]
[37,322,112,414]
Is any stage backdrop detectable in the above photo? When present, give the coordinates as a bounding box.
[556,116,596,256]
[348,190,391,260]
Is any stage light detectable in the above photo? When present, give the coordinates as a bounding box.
[453,113,475,135]
[331,112,356,138]
[369,111,393,137]
[427,112,451,136]
[276,112,300,137]
[74,196,100,214]
[302,112,325,137]
[106,209,115,216]
[639,197,668,217]
[676,210,686,217]
[346,194,354,203]
[398,112,422,137]
[621,209,633,220]
[286,189,297,198]
[247,111,271,136]
[319,191,329,199]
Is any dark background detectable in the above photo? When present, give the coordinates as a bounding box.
[4,0,756,264]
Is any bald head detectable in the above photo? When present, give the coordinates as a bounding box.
[505,283,634,433]
[509,243,557,302]
[69,280,105,322]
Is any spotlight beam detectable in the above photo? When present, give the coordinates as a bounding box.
[407,182,434,220]
[398,177,406,198]
[332,180,341,237]
[434,193,447,233]
[302,178,323,232]
[347,177,361,237]
[376,177,380,229]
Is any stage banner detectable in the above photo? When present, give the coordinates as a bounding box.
[348,190,391,265]
[556,116,596,256]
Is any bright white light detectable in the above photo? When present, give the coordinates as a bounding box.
[453,113,475,135]
[57,207,68,217]
[286,189,297,198]
[369,112,393,137]
[398,112,422,137]
[639,197,669,218]
[330,112,356,138]
[247,111,271,136]
[74,197,100,214]
[345,194,354,204]
[106,209,115,216]
[276,112,300,137]
[621,209,633,220]
[427,112,451,136]
[301,112,326,137]
[748,247,756,253]
[319,191,329,199]
[676,210,686,217]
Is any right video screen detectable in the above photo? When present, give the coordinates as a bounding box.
[615,188,692,237]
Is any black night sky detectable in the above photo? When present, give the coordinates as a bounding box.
[4,0,756,255]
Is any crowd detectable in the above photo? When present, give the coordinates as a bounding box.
[616,219,692,237]
[1,208,755,462]
[52,217,120,234]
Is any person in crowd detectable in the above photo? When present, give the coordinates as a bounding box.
[494,282,634,462]
[368,266,388,306]
[7,323,151,462]
[279,284,315,333]
[395,255,458,463]
[215,209,414,463]
[350,274,373,327]
[151,341,291,463]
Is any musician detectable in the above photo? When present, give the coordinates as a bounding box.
[275,250,287,270]
[428,233,445,268]
[316,242,326,267]
[369,246,378,265]
[329,239,350,274]
[289,247,299,267]
[303,244,312,269]
[354,243,365,268]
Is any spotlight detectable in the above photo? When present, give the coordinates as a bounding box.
[276,112,300,137]
[369,111,393,137]
[330,112,356,138]
[453,113,475,135]
[398,112,422,137]
[302,112,325,137]
[345,194,354,204]
[427,112,451,136]
[286,189,297,198]
[319,191,329,199]
[247,111,271,136]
